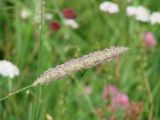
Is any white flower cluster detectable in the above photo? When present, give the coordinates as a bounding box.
[126,6,160,25]
[0,60,20,79]
[150,12,160,25]
[126,6,150,22]
[99,1,160,25]
[99,1,119,14]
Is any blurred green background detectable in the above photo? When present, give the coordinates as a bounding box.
[0,0,160,120]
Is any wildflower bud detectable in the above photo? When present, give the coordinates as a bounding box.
[63,8,76,19]
[144,32,157,48]
[50,21,61,31]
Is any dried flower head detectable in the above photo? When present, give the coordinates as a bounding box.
[33,46,128,86]
[109,101,143,120]
[124,102,143,120]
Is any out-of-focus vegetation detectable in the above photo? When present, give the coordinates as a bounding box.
[0,0,160,120]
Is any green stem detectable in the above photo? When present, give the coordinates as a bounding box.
[143,73,154,120]
[8,78,12,92]
[0,84,33,102]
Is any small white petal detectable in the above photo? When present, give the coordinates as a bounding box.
[64,19,79,29]
[99,1,119,14]
[0,60,20,79]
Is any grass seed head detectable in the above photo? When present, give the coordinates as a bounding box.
[33,46,128,86]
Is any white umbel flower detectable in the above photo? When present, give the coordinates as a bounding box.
[150,12,160,25]
[99,1,119,14]
[20,9,30,19]
[126,6,150,22]
[126,6,137,16]
[64,19,79,29]
[135,6,150,22]
[0,60,20,78]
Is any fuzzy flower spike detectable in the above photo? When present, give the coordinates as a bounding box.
[33,46,128,86]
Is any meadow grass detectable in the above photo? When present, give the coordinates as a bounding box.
[0,0,160,120]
